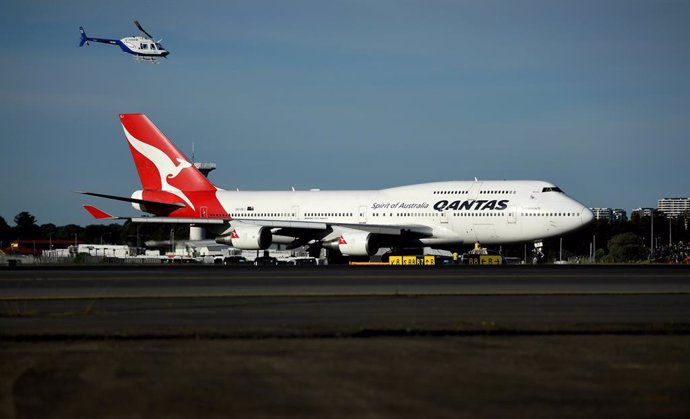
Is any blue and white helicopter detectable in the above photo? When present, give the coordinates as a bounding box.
[79,20,169,62]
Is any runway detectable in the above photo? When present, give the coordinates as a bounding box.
[1,265,689,337]
[1,265,689,418]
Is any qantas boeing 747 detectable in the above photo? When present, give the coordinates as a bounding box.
[81,114,594,258]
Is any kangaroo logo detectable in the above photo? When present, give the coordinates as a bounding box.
[123,127,196,210]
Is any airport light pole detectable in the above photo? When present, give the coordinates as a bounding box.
[589,242,592,263]
[523,243,527,264]
[170,228,175,255]
[650,211,654,259]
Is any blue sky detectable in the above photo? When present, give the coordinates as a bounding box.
[1,0,688,226]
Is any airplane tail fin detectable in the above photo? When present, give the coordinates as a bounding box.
[119,114,218,194]
[79,27,88,47]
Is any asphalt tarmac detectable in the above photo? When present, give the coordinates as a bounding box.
[1,265,689,418]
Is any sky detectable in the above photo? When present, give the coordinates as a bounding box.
[1,0,689,227]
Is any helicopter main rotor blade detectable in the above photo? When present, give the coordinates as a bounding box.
[134,20,154,39]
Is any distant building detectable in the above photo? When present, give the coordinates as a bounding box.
[658,197,690,219]
[611,208,628,222]
[590,208,628,222]
[631,208,656,219]
[591,208,612,221]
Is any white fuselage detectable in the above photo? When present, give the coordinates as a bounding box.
[120,36,168,57]
[212,180,593,247]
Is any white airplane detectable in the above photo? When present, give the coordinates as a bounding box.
[81,114,594,258]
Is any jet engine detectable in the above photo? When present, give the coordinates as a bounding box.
[215,226,272,250]
[337,232,378,257]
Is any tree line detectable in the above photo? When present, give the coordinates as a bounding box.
[2,210,689,262]
[0,211,189,250]
[501,212,690,263]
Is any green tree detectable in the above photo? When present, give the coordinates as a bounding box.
[40,223,57,238]
[55,224,84,243]
[83,223,124,244]
[13,211,40,239]
[606,233,647,263]
[0,216,12,248]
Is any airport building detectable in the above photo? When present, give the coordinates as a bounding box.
[2,239,77,256]
[657,197,690,219]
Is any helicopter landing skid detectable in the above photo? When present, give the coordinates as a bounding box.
[134,55,161,63]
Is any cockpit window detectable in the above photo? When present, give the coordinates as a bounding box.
[542,186,563,193]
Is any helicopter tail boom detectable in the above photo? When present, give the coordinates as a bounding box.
[78,27,120,47]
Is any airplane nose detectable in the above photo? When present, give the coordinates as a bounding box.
[581,207,594,225]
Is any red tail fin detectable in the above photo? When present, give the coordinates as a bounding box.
[119,114,216,193]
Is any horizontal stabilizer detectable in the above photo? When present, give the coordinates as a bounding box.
[76,191,185,210]
[83,205,116,220]
[82,206,226,224]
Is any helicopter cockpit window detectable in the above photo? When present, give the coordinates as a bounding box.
[150,44,156,50]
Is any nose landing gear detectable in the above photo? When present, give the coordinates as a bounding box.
[532,240,544,264]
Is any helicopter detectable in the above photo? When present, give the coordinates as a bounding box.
[79,20,169,62]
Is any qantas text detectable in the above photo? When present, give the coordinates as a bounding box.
[433,199,509,211]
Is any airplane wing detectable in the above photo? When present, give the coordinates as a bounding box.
[229,218,433,237]
[82,205,431,237]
